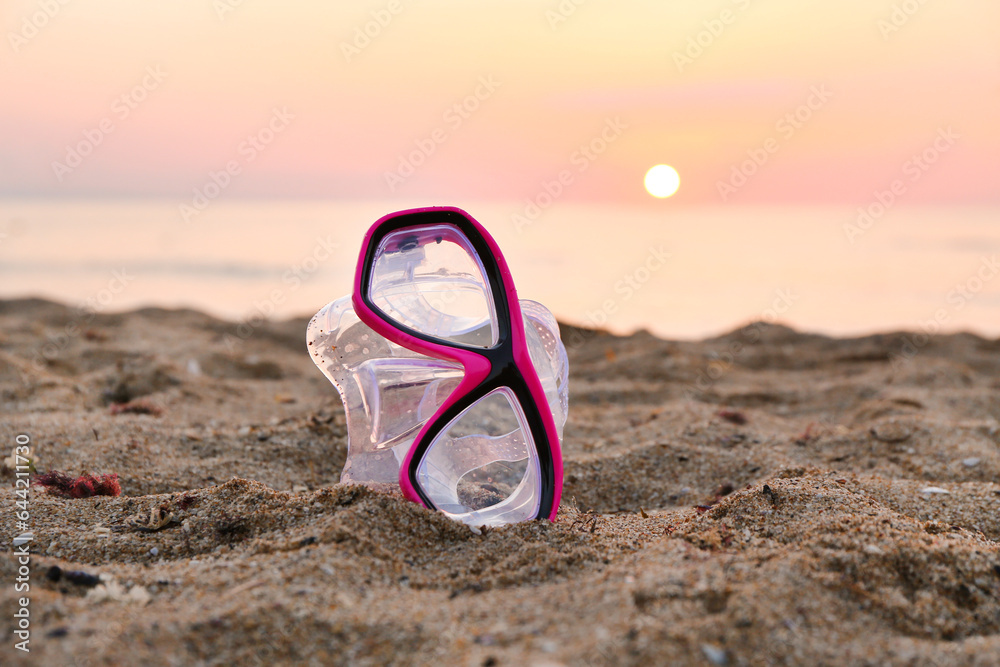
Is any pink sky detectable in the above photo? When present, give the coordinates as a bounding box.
[1,0,998,205]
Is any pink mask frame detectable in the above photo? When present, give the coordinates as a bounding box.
[351,206,563,522]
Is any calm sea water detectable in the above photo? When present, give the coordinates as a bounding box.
[0,198,997,340]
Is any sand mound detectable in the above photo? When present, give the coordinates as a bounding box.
[1,300,998,665]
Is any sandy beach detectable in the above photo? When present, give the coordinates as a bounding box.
[1,297,998,666]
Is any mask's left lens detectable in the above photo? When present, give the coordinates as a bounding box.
[415,387,541,526]
[368,224,499,348]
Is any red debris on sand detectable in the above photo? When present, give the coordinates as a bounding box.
[794,421,819,446]
[177,494,199,510]
[33,471,122,498]
[109,399,164,417]
[716,409,748,425]
[83,328,109,342]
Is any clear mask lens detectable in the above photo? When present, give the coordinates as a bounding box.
[415,387,541,527]
[368,224,499,348]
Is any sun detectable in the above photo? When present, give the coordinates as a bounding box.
[644,164,680,198]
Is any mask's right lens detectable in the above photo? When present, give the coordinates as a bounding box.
[415,387,541,526]
[368,224,498,348]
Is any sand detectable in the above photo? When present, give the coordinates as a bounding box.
[1,297,998,666]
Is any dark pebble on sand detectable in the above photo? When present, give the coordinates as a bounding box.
[762,484,777,503]
[46,565,63,582]
[717,409,748,425]
[65,570,102,587]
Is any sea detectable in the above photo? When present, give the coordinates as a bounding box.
[0,198,997,341]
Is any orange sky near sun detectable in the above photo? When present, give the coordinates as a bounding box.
[1,0,998,205]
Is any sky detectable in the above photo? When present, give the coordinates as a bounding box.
[1,0,998,206]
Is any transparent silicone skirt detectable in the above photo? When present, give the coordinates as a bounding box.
[306,295,568,525]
